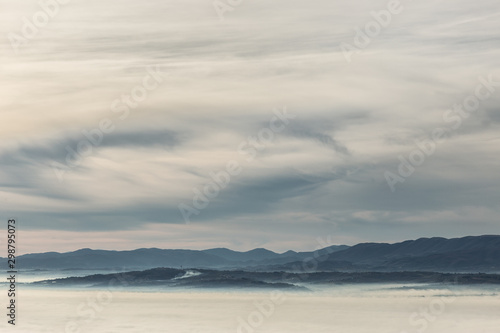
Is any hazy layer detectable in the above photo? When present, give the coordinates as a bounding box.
[2,285,499,332]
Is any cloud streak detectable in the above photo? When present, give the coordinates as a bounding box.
[1,0,499,252]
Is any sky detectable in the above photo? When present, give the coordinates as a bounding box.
[1,0,499,254]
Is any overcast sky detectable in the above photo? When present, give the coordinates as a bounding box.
[1,0,499,254]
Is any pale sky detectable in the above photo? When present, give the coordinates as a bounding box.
[1,0,499,254]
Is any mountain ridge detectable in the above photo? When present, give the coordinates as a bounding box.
[7,235,500,272]
[270,235,500,272]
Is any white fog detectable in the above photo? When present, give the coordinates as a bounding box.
[2,285,499,333]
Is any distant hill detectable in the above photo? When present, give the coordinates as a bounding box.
[35,267,500,289]
[202,248,280,262]
[8,244,348,270]
[272,235,500,273]
[12,248,229,270]
[203,245,350,265]
[8,235,500,272]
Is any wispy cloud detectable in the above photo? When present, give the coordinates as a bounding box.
[1,0,499,252]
